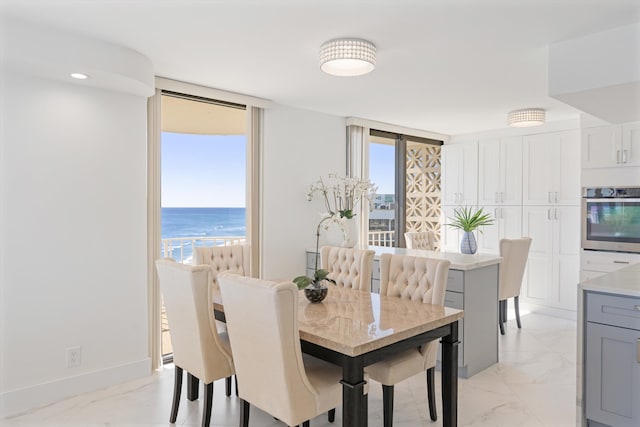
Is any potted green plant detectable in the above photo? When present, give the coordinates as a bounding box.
[446,206,494,254]
[293,215,337,303]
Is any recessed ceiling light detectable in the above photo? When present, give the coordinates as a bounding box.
[507,108,545,127]
[70,73,89,80]
[319,38,376,77]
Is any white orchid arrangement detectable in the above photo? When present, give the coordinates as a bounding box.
[294,174,377,290]
[307,173,377,220]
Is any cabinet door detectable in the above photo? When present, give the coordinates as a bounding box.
[556,130,581,206]
[585,322,640,427]
[500,136,523,205]
[478,139,501,205]
[459,142,478,205]
[522,134,558,205]
[441,145,461,205]
[555,206,580,310]
[582,125,621,168]
[622,121,640,167]
[476,206,522,254]
[441,205,461,252]
[521,206,554,304]
[478,137,522,206]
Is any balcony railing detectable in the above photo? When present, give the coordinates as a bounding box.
[162,230,396,264]
[162,236,246,263]
[368,230,395,247]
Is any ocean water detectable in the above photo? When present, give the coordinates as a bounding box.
[161,207,246,261]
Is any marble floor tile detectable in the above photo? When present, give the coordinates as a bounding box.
[2,313,577,427]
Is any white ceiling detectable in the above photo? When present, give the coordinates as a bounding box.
[2,0,639,135]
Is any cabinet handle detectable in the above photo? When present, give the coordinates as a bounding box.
[613,260,630,264]
[548,192,552,203]
[554,192,558,204]
[623,149,628,164]
[501,192,505,203]
[634,305,640,311]
[554,208,558,220]
[494,208,498,219]
[617,149,621,164]
[547,208,551,220]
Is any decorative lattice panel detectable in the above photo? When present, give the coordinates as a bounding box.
[406,143,442,250]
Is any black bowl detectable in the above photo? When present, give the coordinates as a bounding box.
[304,286,328,303]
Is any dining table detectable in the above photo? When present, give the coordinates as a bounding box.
[211,284,464,427]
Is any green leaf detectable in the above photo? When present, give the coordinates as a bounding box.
[314,269,330,281]
[446,206,495,232]
[293,275,312,290]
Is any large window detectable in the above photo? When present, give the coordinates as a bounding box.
[368,129,442,248]
[159,93,247,359]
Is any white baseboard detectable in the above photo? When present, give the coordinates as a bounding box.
[520,302,577,321]
[1,357,151,418]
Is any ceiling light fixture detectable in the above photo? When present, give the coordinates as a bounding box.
[319,38,376,77]
[508,108,545,127]
[70,73,89,80]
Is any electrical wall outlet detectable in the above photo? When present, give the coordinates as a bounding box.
[66,346,81,368]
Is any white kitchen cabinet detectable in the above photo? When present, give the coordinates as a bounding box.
[476,205,522,254]
[522,130,580,206]
[582,121,640,168]
[440,205,465,252]
[478,137,522,206]
[441,142,478,206]
[580,250,640,282]
[521,205,580,311]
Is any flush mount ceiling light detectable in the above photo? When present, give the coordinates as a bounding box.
[70,73,89,80]
[319,38,376,77]
[508,108,545,127]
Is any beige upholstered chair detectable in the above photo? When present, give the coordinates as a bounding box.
[366,253,451,426]
[155,259,234,427]
[193,244,249,396]
[404,231,436,250]
[193,244,250,284]
[217,272,343,427]
[320,246,375,291]
[498,237,532,335]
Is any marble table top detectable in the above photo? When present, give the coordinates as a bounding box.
[213,285,463,357]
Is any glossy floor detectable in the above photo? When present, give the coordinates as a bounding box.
[2,312,577,427]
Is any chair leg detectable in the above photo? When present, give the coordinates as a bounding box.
[187,372,199,401]
[225,376,232,397]
[170,366,183,423]
[328,408,336,423]
[239,398,250,427]
[235,375,239,396]
[426,367,437,421]
[499,300,505,335]
[382,385,394,427]
[302,421,310,427]
[514,296,522,329]
[202,382,213,427]
[503,298,508,322]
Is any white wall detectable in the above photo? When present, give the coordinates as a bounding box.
[261,105,346,280]
[0,72,150,416]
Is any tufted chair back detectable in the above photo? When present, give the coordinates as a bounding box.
[218,272,342,427]
[320,246,375,291]
[404,231,436,251]
[193,244,250,285]
[155,259,234,384]
[498,237,532,301]
[379,253,450,369]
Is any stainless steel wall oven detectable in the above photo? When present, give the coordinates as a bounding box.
[582,187,640,253]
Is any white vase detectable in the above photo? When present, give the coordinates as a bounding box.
[319,217,358,248]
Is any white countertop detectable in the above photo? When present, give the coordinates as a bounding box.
[579,262,640,298]
[369,246,502,271]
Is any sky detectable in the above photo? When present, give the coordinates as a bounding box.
[161,133,395,208]
[161,132,246,207]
